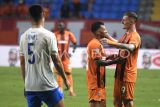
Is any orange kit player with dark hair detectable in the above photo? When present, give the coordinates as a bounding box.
[100,12,141,107]
[54,22,77,96]
[87,21,123,107]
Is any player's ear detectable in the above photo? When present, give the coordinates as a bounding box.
[130,18,135,24]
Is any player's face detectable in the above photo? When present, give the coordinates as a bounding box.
[96,25,108,38]
[58,23,65,32]
[122,16,132,30]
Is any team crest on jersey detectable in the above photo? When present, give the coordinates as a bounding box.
[91,48,101,58]
[92,48,100,54]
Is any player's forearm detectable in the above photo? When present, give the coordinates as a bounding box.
[115,43,135,52]
[106,54,118,60]
[20,56,25,83]
[51,54,67,82]
[106,33,118,42]
[96,58,122,66]
[72,43,77,53]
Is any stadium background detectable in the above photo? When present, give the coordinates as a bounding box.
[0,0,160,107]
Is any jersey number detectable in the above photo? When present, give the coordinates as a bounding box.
[28,43,35,64]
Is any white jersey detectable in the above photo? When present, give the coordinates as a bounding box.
[19,27,58,91]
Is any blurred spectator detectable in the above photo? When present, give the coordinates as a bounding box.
[87,0,94,12]
[0,0,15,17]
[37,0,52,7]
[72,0,80,18]
[112,31,117,39]
[60,0,71,19]
[16,0,28,18]
[43,7,50,19]
[138,0,153,21]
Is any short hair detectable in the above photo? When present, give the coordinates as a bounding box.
[29,4,43,22]
[124,12,138,22]
[91,22,104,33]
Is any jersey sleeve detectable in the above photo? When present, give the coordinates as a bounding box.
[19,35,24,56]
[88,43,103,60]
[69,31,77,44]
[49,33,58,54]
[129,33,141,48]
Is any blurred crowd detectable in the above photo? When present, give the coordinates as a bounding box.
[0,0,28,18]
[0,0,94,19]
[0,0,156,21]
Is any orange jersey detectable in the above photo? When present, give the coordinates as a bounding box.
[54,30,77,61]
[116,32,141,82]
[87,38,106,90]
[54,30,76,72]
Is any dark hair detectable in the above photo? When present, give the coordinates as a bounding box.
[29,4,43,22]
[124,12,138,22]
[91,22,104,33]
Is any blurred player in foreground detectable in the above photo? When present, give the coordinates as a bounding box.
[101,12,141,107]
[86,22,123,107]
[19,4,70,107]
[54,22,77,96]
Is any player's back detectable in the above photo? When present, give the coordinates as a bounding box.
[20,27,58,91]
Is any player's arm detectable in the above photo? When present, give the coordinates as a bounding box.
[49,33,70,89]
[20,56,25,83]
[114,43,135,52]
[106,54,118,60]
[70,32,77,53]
[101,38,135,52]
[105,32,118,42]
[71,42,77,53]
[51,52,69,89]
[95,57,123,66]
[19,36,25,83]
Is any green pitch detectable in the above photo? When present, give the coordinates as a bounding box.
[0,67,160,107]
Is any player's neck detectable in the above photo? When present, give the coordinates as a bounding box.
[127,25,136,33]
[31,21,43,28]
[60,30,65,34]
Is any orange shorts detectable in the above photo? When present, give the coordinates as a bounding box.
[123,81,135,100]
[114,79,135,100]
[88,88,106,102]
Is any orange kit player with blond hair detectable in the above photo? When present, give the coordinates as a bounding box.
[54,22,77,96]
[101,12,141,107]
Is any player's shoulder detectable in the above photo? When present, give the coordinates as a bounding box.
[65,30,74,35]
[87,38,101,49]
[20,28,31,40]
[54,31,59,35]
[132,32,141,41]
[40,28,56,39]
[42,28,54,35]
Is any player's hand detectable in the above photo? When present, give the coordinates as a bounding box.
[64,79,71,90]
[72,49,76,53]
[68,53,72,58]
[100,38,117,46]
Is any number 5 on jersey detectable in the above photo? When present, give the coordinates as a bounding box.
[28,43,35,64]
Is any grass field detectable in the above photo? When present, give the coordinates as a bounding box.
[0,67,160,107]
